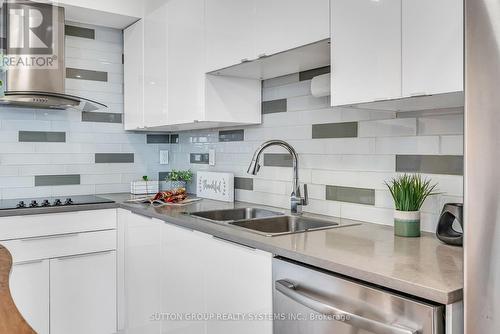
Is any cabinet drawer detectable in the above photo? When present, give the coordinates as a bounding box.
[2,230,117,263]
[0,209,116,241]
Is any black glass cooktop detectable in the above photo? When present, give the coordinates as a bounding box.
[0,195,115,210]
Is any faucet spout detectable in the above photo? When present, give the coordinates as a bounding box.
[247,140,307,215]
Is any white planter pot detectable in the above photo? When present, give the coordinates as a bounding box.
[394,210,421,237]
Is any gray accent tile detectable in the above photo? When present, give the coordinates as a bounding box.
[190,153,209,164]
[147,134,170,144]
[65,25,95,39]
[262,99,287,114]
[159,172,170,181]
[95,153,134,163]
[396,155,464,175]
[263,153,293,167]
[326,185,375,205]
[219,129,244,142]
[35,174,80,187]
[170,134,179,144]
[19,131,66,142]
[66,68,108,82]
[299,66,331,81]
[82,112,122,123]
[262,73,300,88]
[312,122,358,139]
[235,177,254,191]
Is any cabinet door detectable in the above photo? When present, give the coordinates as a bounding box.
[331,0,401,106]
[165,0,205,125]
[123,20,144,130]
[123,212,162,334]
[402,0,463,96]
[205,238,273,334]
[255,0,330,57]
[143,1,168,128]
[161,222,210,334]
[205,0,256,72]
[50,251,117,334]
[9,260,50,334]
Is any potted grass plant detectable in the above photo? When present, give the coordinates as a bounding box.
[166,169,194,189]
[385,174,438,237]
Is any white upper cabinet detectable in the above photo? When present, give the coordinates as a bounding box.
[123,0,261,132]
[206,0,330,72]
[205,0,257,73]
[330,0,463,107]
[331,0,402,106]
[143,1,169,128]
[123,20,144,131]
[402,0,463,96]
[165,0,205,125]
[255,0,330,57]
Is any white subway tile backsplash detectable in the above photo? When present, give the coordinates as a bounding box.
[255,167,312,184]
[311,170,394,190]
[417,114,464,135]
[253,179,289,195]
[340,203,394,226]
[65,47,123,65]
[440,135,464,155]
[359,118,417,137]
[0,166,19,177]
[235,189,290,209]
[287,95,330,112]
[301,155,395,172]
[0,176,34,188]
[375,136,440,154]
[80,174,122,185]
[1,120,51,131]
[244,126,312,141]
[304,199,341,216]
[262,80,312,101]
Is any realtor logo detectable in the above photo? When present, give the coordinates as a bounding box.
[2,0,60,68]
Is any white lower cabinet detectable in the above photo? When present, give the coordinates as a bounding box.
[1,210,118,334]
[122,211,162,333]
[120,211,273,334]
[205,236,273,334]
[50,251,117,334]
[161,223,209,334]
[10,260,50,334]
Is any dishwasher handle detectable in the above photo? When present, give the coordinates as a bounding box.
[275,280,417,334]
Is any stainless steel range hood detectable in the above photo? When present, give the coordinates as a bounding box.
[0,1,107,111]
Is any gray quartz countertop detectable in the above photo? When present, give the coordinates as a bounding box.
[102,193,463,305]
[0,193,463,305]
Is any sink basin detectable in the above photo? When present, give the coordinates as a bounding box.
[188,208,283,222]
[229,215,340,236]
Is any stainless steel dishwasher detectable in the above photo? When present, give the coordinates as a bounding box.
[273,258,444,334]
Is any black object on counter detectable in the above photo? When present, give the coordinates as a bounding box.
[436,203,463,246]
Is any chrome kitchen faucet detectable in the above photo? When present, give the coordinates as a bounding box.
[247,140,308,215]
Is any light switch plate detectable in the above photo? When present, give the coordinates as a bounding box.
[160,150,169,165]
[209,149,216,166]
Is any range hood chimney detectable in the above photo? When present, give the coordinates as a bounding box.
[0,1,106,111]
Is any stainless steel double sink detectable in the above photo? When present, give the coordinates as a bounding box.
[185,208,342,237]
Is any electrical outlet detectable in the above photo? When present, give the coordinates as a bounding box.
[160,150,169,165]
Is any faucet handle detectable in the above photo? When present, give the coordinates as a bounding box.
[302,184,309,205]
